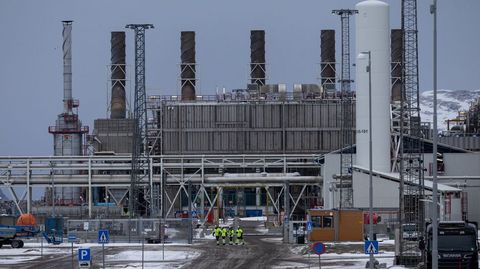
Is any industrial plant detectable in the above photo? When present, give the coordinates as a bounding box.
[1,0,479,268]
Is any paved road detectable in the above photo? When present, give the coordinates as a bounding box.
[184,220,306,269]
[186,235,300,269]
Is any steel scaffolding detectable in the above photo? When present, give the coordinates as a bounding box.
[397,0,425,266]
[126,24,154,217]
[332,9,357,209]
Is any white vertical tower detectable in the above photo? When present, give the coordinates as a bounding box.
[355,0,391,172]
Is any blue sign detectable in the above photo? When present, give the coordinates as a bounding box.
[311,242,326,255]
[68,234,77,242]
[78,248,91,261]
[98,230,109,244]
[364,240,379,254]
[306,221,313,231]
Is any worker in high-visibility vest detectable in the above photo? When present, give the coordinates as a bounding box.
[228,227,235,245]
[221,226,228,245]
[236,226,244,245]
[213,225,221,245]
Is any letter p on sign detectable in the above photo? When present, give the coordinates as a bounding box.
[78,248,91,261]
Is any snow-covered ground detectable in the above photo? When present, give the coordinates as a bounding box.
[240,216,267,221]
[105,249,200,269]
[0,244,71,265]
[288,240,397,269]
[0,242,199,268]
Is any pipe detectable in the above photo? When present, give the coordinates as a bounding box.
[391,29,403,102]
[250,30,266,86]
[321,30,336,91]
[181,31,196,101]
[62,21,73,113]
[111,31,126,119]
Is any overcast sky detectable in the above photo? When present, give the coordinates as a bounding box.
[0,0,479,156]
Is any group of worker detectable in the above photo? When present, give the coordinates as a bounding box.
[213,225,244,245]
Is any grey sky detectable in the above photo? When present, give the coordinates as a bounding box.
[0,0,479,156]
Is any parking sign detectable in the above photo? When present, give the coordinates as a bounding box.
[78,248,91,261]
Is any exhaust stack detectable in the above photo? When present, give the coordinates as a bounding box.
[111,31,126,119]
[250,30,266,86]
[181,31,196,101]
[48,21,88,206]
[63,21,73,113]
[321,30,336,94]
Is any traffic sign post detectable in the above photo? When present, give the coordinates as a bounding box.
[68,233,77,269]
[98,230,109,269]
[306,221,313,244]
[311,242,326,269]
[364,240,379,255]
[98,230,109,244]
[78,248,91,268]
[306,221,313,232]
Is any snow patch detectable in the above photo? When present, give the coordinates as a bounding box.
[420,89,480,131]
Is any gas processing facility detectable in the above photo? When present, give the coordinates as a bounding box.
[1,0,480,266]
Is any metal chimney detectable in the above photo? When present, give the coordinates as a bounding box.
[391,29,403,102]
[63,21,73,113]
[250,30,266,86]
[48,21,88,206]
[111,31,126,119]
[321,30,336,93]
[181,31,196,101]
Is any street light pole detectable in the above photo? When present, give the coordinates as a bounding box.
[430,0,439,268]
[366,50,374,269]
[360,50,374,269]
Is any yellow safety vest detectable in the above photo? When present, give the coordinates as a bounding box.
[236,228,243,237]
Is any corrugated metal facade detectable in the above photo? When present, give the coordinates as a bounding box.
[154,101,356,154]
[438,136,480,151]
[93,119,135,154]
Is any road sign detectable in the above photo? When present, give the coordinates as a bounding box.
[311,242,326,255]
[68,234,77,243]
[78,248,91,261]
[78,249,91,269]
[98,230,109,244]
[364,240,379,254]
[306,221,313,231]
[83,222,89,231]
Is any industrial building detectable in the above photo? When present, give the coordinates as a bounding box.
[0,0,479,268]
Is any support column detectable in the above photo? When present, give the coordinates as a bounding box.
[216,187,223,224]
[26,159,31,214]
[88,159,92,218]
[255,187,261,207]
[283,181,290,243]
[188,179,192,244]
[149,157,154,216]
[200,157,205,220]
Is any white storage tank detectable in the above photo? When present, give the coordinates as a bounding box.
[355,0,391,172]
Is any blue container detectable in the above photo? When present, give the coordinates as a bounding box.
[45,217,64,238]
[245,209,262,217]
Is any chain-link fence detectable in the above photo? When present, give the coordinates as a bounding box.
[66,218,191,243]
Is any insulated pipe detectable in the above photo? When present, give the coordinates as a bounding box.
[321,30,336,88]
[62,21,73,113]
[391,29,403,102]
[111,31,126,119]
[181,31,196,101]
[250,30,266,86]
